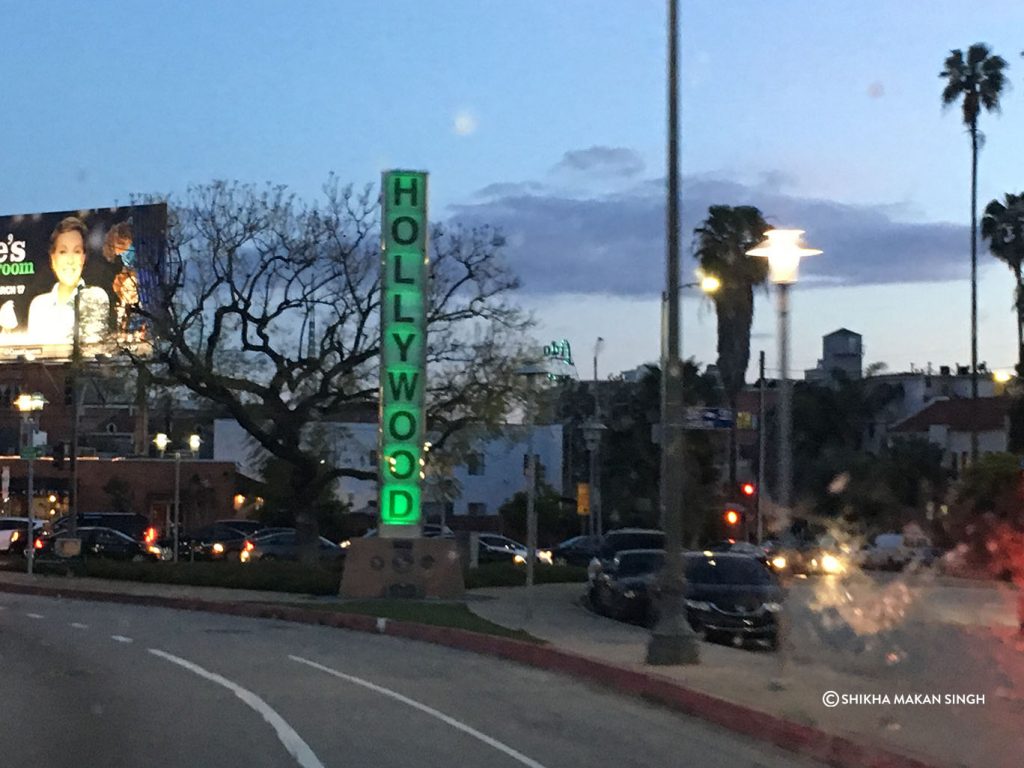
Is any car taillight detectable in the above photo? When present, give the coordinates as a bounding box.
[244,540,254,552]
[34,538,44,549]
[144,527,157,544]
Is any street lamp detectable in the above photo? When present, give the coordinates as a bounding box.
[746,229,821,519]
[516,361,550,622]
[154,432,201,562]
[15,392,46,575]
[582,419,607,538]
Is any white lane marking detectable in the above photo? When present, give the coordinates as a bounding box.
[26,613,44,619]
[289,655,550,768]
[111,635,133,644]
[150,649,325,768]
[71,623,88,630]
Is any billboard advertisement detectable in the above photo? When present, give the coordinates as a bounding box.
[0,204,166,360]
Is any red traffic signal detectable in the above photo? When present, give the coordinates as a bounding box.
[723,508,741,527]
[741,482,756,497]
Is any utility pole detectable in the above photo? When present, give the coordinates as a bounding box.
[757,351,766,544]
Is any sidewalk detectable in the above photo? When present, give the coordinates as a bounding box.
[2,569,1020,768]
[467,583,1024,768]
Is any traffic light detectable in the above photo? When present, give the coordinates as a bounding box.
[51,442,65,470]
[740,482,756,498]
[723,507,742,528]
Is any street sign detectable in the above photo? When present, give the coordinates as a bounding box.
[19,447,39,460]
[576,482,590,516]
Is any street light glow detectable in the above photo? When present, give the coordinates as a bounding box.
[699,274,721,294]
[994,370,1013,383]
[153,432,170,453]
[14,392,46,413]
[746,229,822,284]
[188,434,202,453]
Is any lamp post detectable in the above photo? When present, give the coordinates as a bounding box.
[154,432,201,563]
[647,0,701,667]
[516,362,549,623]
[582,419,607,538]
[15,392,47,575]
[746,230,821,518]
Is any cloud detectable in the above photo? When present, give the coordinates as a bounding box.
[550,146,645,178]
[447,164,969,297]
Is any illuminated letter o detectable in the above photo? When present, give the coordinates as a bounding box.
[388,410,416,441]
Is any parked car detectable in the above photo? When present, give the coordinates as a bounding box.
[589,549,784,647]
[859,533,935,571]
[36,527,161,562]
[0,518,45,556]
[551,535,602,567]
[588,548,666,622]
[53,512,155,544]
[240,530,345,565]
[179,523,251,561]
[587,528,665,584]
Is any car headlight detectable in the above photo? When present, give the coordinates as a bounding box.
[10,531,19,543]
[763,602,783,613]
[212,542,225,554]
[685,599,711,611]
[513,554,526,565]
[239,550,250,563]
[821,553,844,574]
[771,555,787,570]
[538,550,553,565]
[147,545,163,556]
[340,540,351,549]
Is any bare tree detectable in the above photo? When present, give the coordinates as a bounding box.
[127,178,532,552]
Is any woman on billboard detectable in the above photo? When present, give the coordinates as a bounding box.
[27,217,110,344]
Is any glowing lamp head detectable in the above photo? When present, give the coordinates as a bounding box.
[746,229,822,285]
[188,434,202,453]
[153,433,170,453]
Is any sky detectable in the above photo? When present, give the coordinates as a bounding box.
[4,0,1024,380]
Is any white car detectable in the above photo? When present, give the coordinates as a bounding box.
[0,518,44,554]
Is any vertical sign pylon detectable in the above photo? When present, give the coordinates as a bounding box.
[379,171,429,536]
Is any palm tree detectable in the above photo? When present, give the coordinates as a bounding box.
[981,193,1024,375]
[693,205,770,486]
[940,42,1009,461]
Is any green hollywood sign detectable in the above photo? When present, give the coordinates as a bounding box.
[379,171,428,533]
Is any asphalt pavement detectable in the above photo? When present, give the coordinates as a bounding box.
[0,592,828,768]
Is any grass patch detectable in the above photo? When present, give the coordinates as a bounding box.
[293,600,540,642]
[464,562,588,589]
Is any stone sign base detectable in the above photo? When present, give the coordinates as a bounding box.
[339,537,465,600]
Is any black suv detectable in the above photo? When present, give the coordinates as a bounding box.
[587,528,666,586]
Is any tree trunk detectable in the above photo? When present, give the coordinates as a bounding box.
[287,455,322,567]
[1016,266,1024,377]
[728,395,738,486]
[970,124,979,463]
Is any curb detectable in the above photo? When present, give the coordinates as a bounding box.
[0,581,939,768]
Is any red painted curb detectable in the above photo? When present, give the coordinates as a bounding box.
[0,581,940,768]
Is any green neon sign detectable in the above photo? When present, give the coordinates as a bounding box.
[379,171,428,533]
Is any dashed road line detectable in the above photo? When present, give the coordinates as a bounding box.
[289,654,551,768]
[71,622,88,630]
[111,635,133,643]
[150,649,325,768]
[26,613,44,619]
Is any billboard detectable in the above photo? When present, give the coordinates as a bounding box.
[0,204,166,360]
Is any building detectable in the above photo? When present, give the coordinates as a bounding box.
[212,419,564,524]
[805,328,863,383]
[890,396,1010,473]
[863,366,996,454]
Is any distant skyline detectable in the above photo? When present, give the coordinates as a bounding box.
[4,1,1024,379]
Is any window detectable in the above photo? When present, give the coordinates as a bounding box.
[467,452,485,476]
[468,502,487,516]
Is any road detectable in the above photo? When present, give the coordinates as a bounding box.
[0,593,827,768]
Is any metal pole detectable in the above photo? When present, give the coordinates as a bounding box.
[777,284,792,514]
[647,0,699,666]
[24,414,35,576]
[173,451,181,563]
[525,416,537,622]
[588,443,599,539]
[757,350,766,544]
[69,290,81,534]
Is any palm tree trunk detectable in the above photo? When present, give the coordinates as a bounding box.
[728,397,738,486]
[970,124,979,463]
[1016,266,1024,377]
